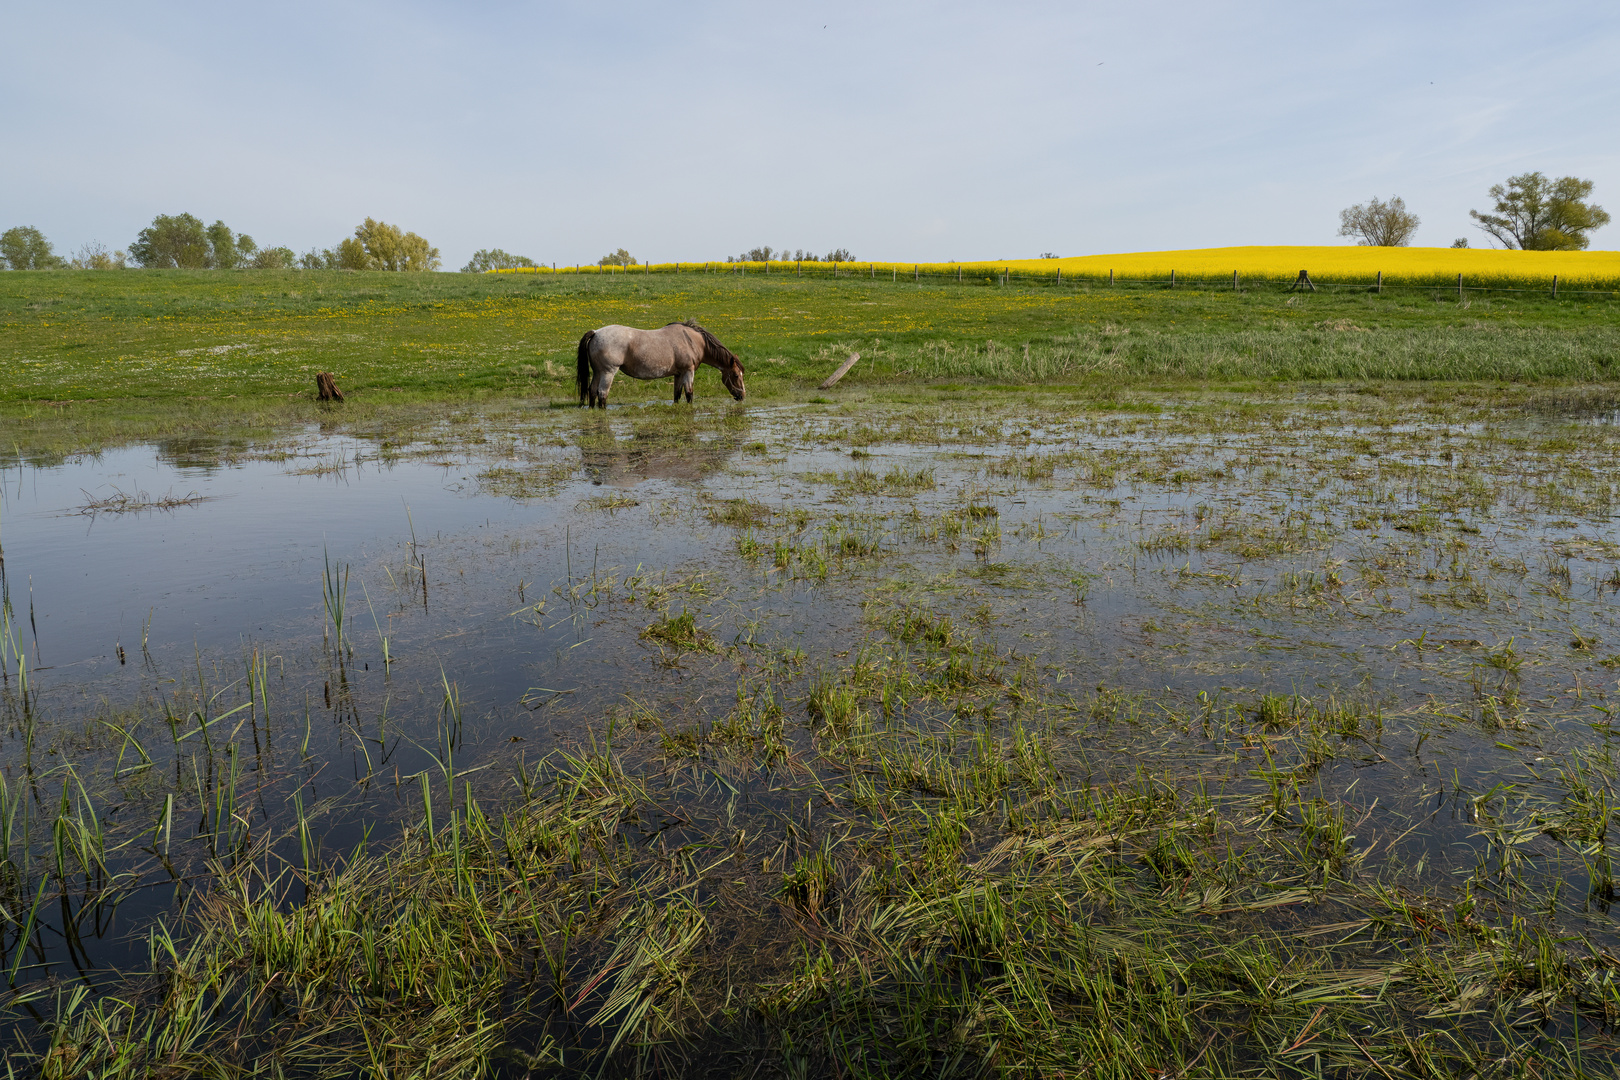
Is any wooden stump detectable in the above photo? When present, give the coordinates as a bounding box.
[316,372,344,402]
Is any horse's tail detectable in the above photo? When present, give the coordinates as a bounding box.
[576,330,596,406]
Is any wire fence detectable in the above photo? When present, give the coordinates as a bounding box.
[498,261,1620,300]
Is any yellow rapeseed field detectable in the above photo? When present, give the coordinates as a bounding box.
[496,246,1620,288]
[998,246,1620,287]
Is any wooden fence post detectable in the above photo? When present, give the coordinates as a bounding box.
[1170,270,1175,288]
[1232,270,1238,290]
[1375,271,1381,294]
[957,265,961,283]
[1457,273,1463,299]
[1109,269,1113,286]
[914,264,918,282]
[818,353,861,389]
[1552,274,1558,299]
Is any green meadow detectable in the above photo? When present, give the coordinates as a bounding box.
[4,267,1619,410]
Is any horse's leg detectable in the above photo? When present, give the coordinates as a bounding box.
[674,368,695,404]
[593,367,617,409]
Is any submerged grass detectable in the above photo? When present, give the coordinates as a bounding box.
[641,609,715,653]
[13,668,1620,1077]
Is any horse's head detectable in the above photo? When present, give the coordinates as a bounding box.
[720,353,746,401]
[687,321,747,401]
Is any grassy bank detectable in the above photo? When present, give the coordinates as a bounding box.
[3,269,1619,417]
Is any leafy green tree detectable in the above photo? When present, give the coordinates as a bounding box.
[70,241,126,269]
[598,248,636,267]
[463,248,538,272]
[335,236,371,270]
[250,246,298,269]
[730,245,797,263]
[1,226,67,269]
[1337,196,1420,246]
[129,213,211,268]
[298,244,364,270]
[299,223,436,271]
[206,220,257,268]
[1470,173,1611,250]
[348,218,440,271]
[130,214,275,268]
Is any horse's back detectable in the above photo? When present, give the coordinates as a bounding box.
[591,323,700,380]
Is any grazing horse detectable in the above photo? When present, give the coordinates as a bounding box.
[576,320,746,408]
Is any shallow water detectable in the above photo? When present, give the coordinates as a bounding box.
[5,396,1620,1043]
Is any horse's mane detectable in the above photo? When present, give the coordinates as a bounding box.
[668,319,743,370]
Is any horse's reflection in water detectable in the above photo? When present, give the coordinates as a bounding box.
[575,412,751,488]
[579,442,724,487]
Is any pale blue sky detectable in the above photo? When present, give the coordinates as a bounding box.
[3,1,1616,267]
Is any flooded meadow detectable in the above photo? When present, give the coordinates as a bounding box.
[5,387,1620,1077]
